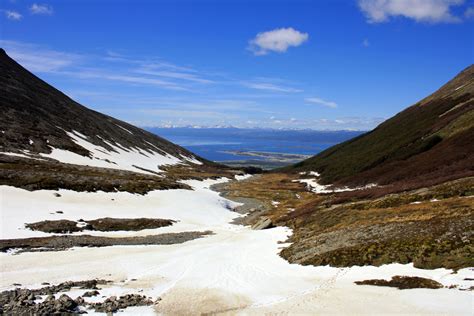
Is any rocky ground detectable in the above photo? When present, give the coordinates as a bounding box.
[0,279,158,314]
[0,231,213,253]
[355,275,444,289]
[26,217,176,234]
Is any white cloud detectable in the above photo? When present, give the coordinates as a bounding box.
[135,69,214,84]
[358,0,464,23]
[248,27,309,55]
[60,70,192,91]
[242,81,302,93]
[4,10,22,20]
[30,3,53,15]
[362,38,370,47]
[305,97,338,108]
[0,40,80,72]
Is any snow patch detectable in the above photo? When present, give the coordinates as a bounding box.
[295,172,377,194]
[39,131,200,175]
[0,152,47,161]
[180,154,203,165]
[115,124,134,135]
[235,174,252,181]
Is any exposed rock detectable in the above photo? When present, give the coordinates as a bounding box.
[0,289,82,315]
[25,217,176,234]
[0,231,213,253]
[355,275,444,289]
[251,217,275,230]
[26,219,82,234]
[82,290,100,297]
[0,280,157,315]
[91,294,155,313]
[85,217,176,232]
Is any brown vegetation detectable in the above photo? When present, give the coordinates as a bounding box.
[224,173,474,270]
[26,217,176,234]
[355,275,443,289]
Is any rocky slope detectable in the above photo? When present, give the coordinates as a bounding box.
[0,48,234,192]
[0,49,201,162]
[285,65,474,193]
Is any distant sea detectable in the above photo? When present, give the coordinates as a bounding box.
[146,128,364,168]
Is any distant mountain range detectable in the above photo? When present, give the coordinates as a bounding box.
[144,125,369,132]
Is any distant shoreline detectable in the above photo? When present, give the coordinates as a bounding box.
[221,150,311,161]
[215,150,311,169]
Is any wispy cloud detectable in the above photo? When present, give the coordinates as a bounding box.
[0,41,206,91]
[0,40,80,71]
[135,68,214,84]
[4,10,22,20]
[358,0,465,23]
[60,70,192,91]
[362,38,370,47]
[242,82,302,93]
[30,3,53,15]
[465,6,474,18]
[305,97,338,108]
[248,27,309,56]
[241,77,303,93]
[2,39,311,96]
[2,40,367,129]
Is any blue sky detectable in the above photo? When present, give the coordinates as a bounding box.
[1,0,473,130]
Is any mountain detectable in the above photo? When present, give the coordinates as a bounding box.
[222,65,474,271]
[286,65,474,192]
[0,49,231,192]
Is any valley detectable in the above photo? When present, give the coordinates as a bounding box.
[0,48,473,315]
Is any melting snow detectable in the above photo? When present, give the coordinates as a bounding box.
[295,172,377,194]
[38,131,200,175]
[115,124,134,135]
[235,174,252,181]
[0,152,47,161]
[0,178,471,314]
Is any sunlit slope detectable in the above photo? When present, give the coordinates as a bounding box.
[286,65,474,189]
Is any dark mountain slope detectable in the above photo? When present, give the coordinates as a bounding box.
[0,48,236,193]
[286,65,474,190]
[0,48,203,162]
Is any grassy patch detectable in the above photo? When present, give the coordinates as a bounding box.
[225,172,474,270]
